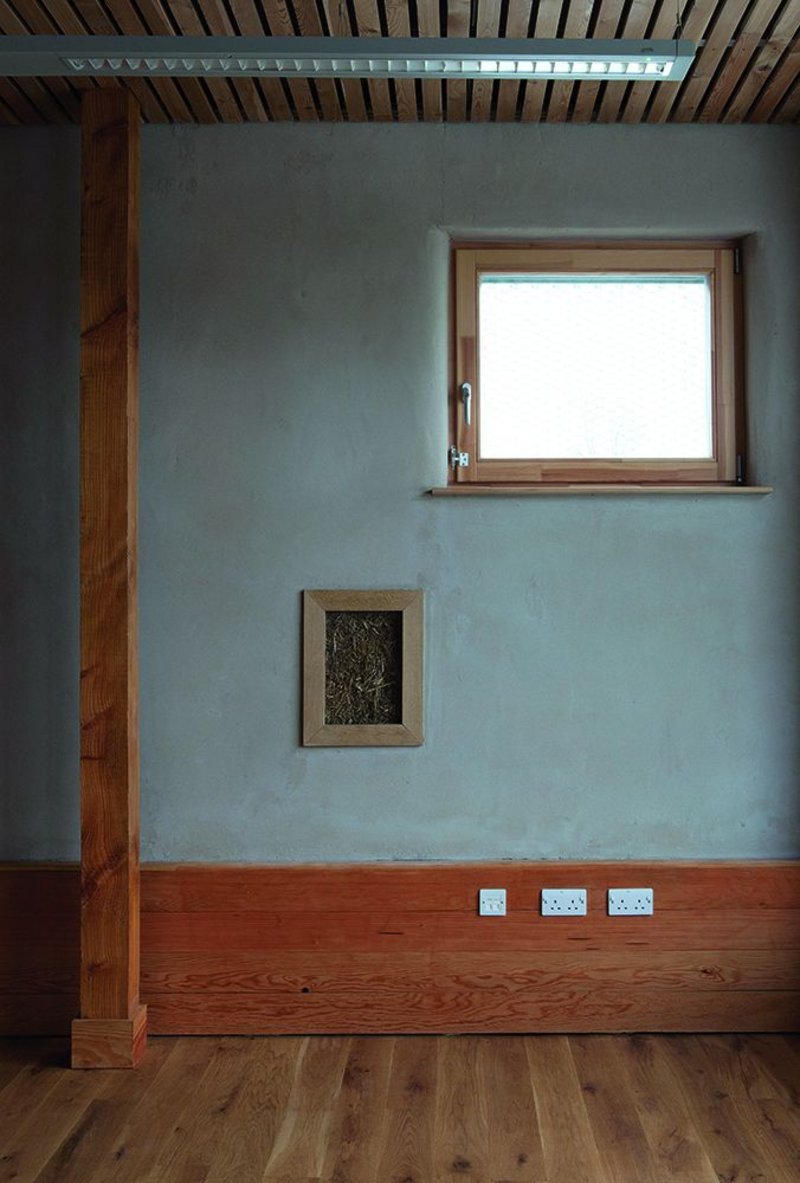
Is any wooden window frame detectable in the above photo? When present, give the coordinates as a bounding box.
[302,589,424,747]
[451,243,743,487]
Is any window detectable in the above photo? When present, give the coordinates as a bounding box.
[451,244,743,487]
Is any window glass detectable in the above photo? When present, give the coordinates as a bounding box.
[478,274,713,461]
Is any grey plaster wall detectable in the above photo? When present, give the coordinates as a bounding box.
[1,129,79,859]
[2,123,799,862]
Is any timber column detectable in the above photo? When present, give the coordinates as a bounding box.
[71,90,146,1069]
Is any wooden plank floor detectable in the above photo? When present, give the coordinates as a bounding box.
[1,1033,799,1181]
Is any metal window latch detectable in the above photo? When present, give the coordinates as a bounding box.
[460,381,472,427]
[449,445,469,469]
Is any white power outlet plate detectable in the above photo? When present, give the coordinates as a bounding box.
[541,888,587,916]
[608,887,654,915]
[478,888,507,916]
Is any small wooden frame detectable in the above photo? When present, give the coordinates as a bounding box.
[452,242,743,487]
[303,590,423,747]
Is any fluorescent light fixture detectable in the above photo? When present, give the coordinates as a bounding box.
[0,36,695,82]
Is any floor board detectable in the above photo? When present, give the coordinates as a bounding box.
[0,1033,798,1182]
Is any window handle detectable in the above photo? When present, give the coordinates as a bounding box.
[460,382,472,427]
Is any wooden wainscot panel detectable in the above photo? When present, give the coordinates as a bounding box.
[2,862,799,1036]
[145,988,800,1036]
[139,909,800,954]
[139,861,800,913]
[0,865,80,1035]
[137,949,800,995]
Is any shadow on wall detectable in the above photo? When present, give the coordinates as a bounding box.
[0,129,80,861]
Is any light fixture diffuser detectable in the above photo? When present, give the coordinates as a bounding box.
[0,36,696,81]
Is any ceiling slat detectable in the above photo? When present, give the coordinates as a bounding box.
[416,0,443,120]
[155,0,240,122]
[548,0,596,123]
[172,76,220,122]
[96,0,192,121]
[570,0,626,121]
[280,79,319,121]
[748,32,800,117]
[445,0,471,122]
[7,0,94,106]
[10,71,77,118]
[695,0,784,121]
[0,73,44,119]
[494,0,534,121]
[470,0,502,122]
[288,0,344,121]
[595,0,651,122]
[22,0,86,36]
[383,0,418,120]
[520,0,562,122]
[0,0,82,119]
[190,0,271,120]
[225,0,295,119]
[160,0,245,121]
[126,0,224,120]
[723,4,800,120]
[666,0,752,122]
[316,0,368,121]
[256,0,320,120]
[335,77,368,123]
[99,74,167,122]
[43,0,169,123]
[646,0,723,122]
[619,0,679,123]
[773,71,800,117]
[349,0,394,119]
[0,82,21,118]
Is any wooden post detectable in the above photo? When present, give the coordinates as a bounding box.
[71,90,146,1070]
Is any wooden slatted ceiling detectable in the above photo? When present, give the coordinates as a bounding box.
[0,0,798,122]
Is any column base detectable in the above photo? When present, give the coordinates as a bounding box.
[71,1003,147,1069]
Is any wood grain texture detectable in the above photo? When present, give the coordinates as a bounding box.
[78,91,146,1065]
[2,862,800,1037]
[138,908,800,953]
[144,987,800,1035]
[2,0,800,123]
[71,1004,147,1068]
[4,1033,800,1182]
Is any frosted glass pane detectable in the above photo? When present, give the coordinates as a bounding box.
[478,275,713,460]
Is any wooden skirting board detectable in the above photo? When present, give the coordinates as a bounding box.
[2,862,799,1036]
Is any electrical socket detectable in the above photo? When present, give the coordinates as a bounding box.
[541,888,587,916]
[478,888,507,916]
[608,887,654,916]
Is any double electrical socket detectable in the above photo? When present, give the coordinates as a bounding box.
[608,887,654,915]
[541,888,588,915]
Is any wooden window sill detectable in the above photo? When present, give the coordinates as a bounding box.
[429,485,773,497]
